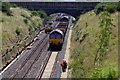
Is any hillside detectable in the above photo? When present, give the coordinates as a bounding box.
[1,7,43,50]
[69,10,118,78]
[0,6,45,69]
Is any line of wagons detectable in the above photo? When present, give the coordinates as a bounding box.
[45,16,70,51]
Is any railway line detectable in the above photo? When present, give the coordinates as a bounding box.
[1,14,74,79]
[10,35,49,78]
[1,31,50,78]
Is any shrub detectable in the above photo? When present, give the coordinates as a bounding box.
[105,3,118,13]
[11,3,17,8]
[2,2,10,12]
[15,27,21,36]
[23,19,28,24]
[91,67,118,78]
[31,10,47,18]
[2,2,13,16]
[94,3,105,15]
[37,10,47,18]
[94,2,118,14]
[117,2,120,11]
[6,11,13,16]
[31,11,38,16]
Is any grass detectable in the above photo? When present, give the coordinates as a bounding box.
[1,7,44,69]
[1,7,43,51]
[69,10,118,78]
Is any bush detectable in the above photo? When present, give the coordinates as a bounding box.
[37,10,47,18]
[105,3,118,13]
[6,11,13,16]
[31,11,38,16]
[15,27,21,36]
[2,2,13,16]
[91,67,118,78]
[11,3,17,8]
[31,10,47,18]
[94,3,105,15]
[2,2,10,12]
[117,2,120,11]
[23,19,28,24]
[94,2,118,14]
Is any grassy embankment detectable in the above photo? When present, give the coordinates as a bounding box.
[1,7,44,51]
[69,3,119,78]
[0,2,47,69]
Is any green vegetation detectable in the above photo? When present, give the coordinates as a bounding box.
[31,10,47,18]
[94,11,115,67]
[94,2,119,14]
[69,2,118,78]
[91,67,118,78]
[2,2,12,16]
[15,27,21,36]
[1,2,47,69]
[1,2,17,16]
[31,10,52,25]
[23,19,28,24]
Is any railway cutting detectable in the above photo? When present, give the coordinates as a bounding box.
[1,12,74,79]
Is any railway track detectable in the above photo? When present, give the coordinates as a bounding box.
[2,32,60,79]
[1,15,73,79]
[41,51,59,78]
[9,35,49,79]
[2,32,52,79]
[34,51,52,79]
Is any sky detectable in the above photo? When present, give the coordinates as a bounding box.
[31,0,119,2]
[32,0,76,1]
[2,0,119,2]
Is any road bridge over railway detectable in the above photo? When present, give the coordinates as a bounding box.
[10,2,98,17]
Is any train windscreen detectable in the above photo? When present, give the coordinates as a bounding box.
[50,33,62,39]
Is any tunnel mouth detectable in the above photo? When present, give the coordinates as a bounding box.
[50,12,76,22]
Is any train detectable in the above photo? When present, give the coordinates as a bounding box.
[49,16,69,50]
[45,18,59,33]
[45,20,54,33]
[45,15,69,34]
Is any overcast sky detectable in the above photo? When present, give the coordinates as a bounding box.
[32,0,76,1]
[3,0,119,2]
[31,0,119,2]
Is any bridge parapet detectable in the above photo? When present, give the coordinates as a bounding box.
[11,2,98,17]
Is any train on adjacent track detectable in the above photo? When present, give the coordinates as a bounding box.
[49,16,69,50]
[45,20,55,33]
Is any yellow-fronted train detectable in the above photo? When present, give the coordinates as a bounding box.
[49,16,69,51]
[49,29,64,51]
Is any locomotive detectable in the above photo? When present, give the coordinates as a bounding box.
[49,16,69,50]
[45,21,54,33]
[49,29,64,50]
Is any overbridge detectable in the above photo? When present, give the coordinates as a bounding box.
[11,2,98,17]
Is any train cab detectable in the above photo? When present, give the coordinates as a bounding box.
[49,29,64,50]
